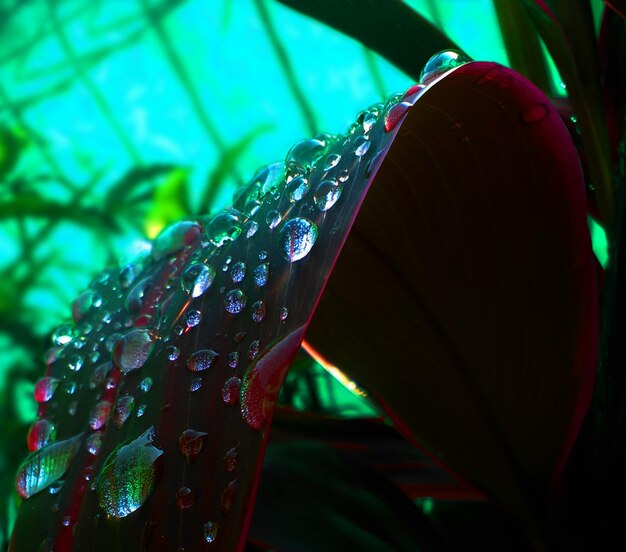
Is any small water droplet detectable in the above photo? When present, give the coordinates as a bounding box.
[184,309,202,329]
[90,362,112,390]
[136,404,147,417]
[68,400,78,416]
[313,180,342,211]
[420,50,471,85]
[279,218,318,262]
[253,263,269,287]
[228,351,239,369]
[34,377,59,403]
[231,262,246,283]
[323,152,341,171]
[187,349,219,372]
[266,210,281,229]
[178,429,208,462]
[139,377,153,392]
[68,354,83,372]
[96,427,163,517]
[279,307,289,321]
[112,330,156,374]
[384,102,411,132]
[72,290,95,323]
[223,447,238,472]
[203,521,219,544]
[49,480,64,495]
[222,377,241,405]
[176,486,194,509]
[165,345,180,361]
[251,300,266,323]
[220,480,237,515]
[224,289,247,314]
[152,221,201,261]
[248,340,260,361]
[89,401,112,430]
[190,377,203,392]
[16,433,83,498]
[27,419,56,452]
[207,210,242,247]
[353,135,370,157]
[181,262,215,298]
[287,176,310,202]
[244,220,259,238]
[520,103,549,124]
[258,250,268,261]
[113,395,136,428]
[125,277,151,313]
[86,433,102,455]
[64,381,77,395]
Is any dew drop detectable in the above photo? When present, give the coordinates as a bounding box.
[187,349,219,372]
[279,307,289,321]
[279,218,318,262]
[152,221,201,261]
[258,250,268,261]
[287,176,310,202]
[402,83,426,105]
[222,377,241,406]
[176,486,194,509]
[228,351,239,369]
[181,262,215,298]
[52,325,77,347]
[251,300,266,323]
[420,50,471,85]
[203,521,219,544]
[253,263,269,287]
[139,377,153,392]
[207,211,242,247]
[16,433,83,498]
[384,102,411,132]
[27,419,56,452]
[184,309,202,328]
[223,447,238,472]
[190,377,202,392]
[266,210,281,229]
[113,395,135,428]
[68,354,83,372]
[112,330,156,374]
[353,135,370,157]
[86,433,102,455]
[49,480,64,495]
[64,381,77,395]
[231,261,246,283]
[72,290,95,323]
[90,362,112,390]
[224,289,247,314]
[136,404,147,417]
[96,427,163,518]
[248,340,260,361]
[244,220,258,238]
[89,401,112,431]
[125,277,150,313]
[166,345,180,361]
[178,429,208,462]
[220,480,237,515]
[286,137,327,169]
[313,180,342,212]
[34,377,59,403]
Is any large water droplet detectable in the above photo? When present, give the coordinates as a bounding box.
[313,180,342,212]
[27,419,56,452]
[420,50,471,85]
[178,429,208,462]
[113,396,136,428]
[206,210,242,247]
[187,349,219,372]
[89,401,112,431]
[224,289,247,314]
[253,263,269,287]
[96,427,163,518]
[181,262,215,298]
[203,521,219,543]
[241,326,306,429]
[152,221,201,261]
[222,377,241,406]
[112,330,156,374]
[34,377,59,403]
[286,137,327,169]
[231,261,246,283]
[279,218,318,262]
[16,433,83,498]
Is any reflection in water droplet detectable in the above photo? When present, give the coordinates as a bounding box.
[34,377,59,403]
[89,401,112,430]
[178,429,208,462]
[222,377,241,405]
[313,180,342,212]
[113,396,136,428]
[223,447,238,472]
[279,218,318,262]
[184,309,202,328]
[420,50,471,85]
[97,427,163,518]
[231,261,246,283]
[266,210,281,229]
[187,349,219,372]
[253,263,269,287]
[152,221,201,261]
[520,103,549,124]
[16,433,83,498]
[224,289,247,314]
[251,300,266,323]
[112,330,156,374]
[27,419,56,452]
[181,262,215,298]
[203,521,219,543]
[228,351,239,369]
[176,486,194,509]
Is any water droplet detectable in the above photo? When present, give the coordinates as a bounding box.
[223,447,238,472]
[90,362,112,390]
[113,396,136,428]
[220,480,237,515]
[136,404,147,417]
[286,137,328,169]
[287,176,310,202]
[125,277,151,313]
[139,377,153,392]
[253,263,269,287]
[258,250,268,261]
[181,262,215,298]
[112,330,156,374]
[178,429,208,462]
[34,377,59,403]
[187,349,219,372]
[338,169,349,183]
[86,433,102,455]
[224,289,247,314]
[68,400,78,416]
[222,377,241,406]
[520,103,549,124]
[68,354,83,372]
[190,377,203,392]
[366,150,385,176]
[27,419,56,452]
[313,180,342,212]
[402,83,426,105]
[244,220,259,238]
[105,332,122,353]
[266,210,281,229]
[97,427,163,517]
[203,521,219,543]
[420,50,471,85]
[176,486,194,509]
[49,480,64,495]
[166,345,180,361]
[89,401,112,430]
[279,307,289,321]
[241,327,307,430]
[384,102,411,132]
[72,290,95,323]
[231,261,246,283]
[251,300,266,323]
[353,135,370,157]
[248,340,260,361]
[153,221,201,261]
[16,433,83,498]
[279,218,318,262]
[184,309,202,329]
[64,381,77,395]
[207,210,242,247]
